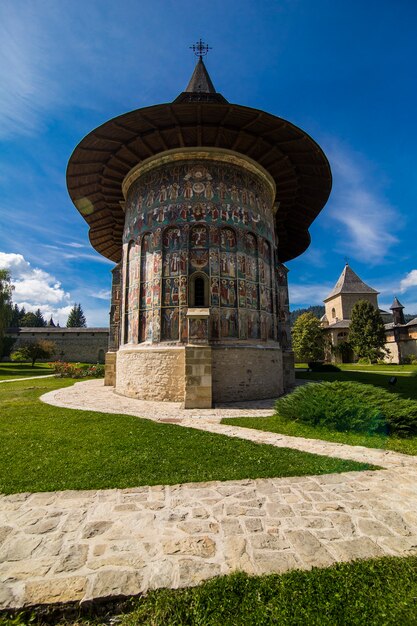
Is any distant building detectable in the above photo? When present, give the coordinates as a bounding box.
[321,264,391,362]
[384,298,417,363]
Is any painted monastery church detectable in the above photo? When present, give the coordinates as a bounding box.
[321,264,417,364]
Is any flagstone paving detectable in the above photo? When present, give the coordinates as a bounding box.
[1,379,417,610]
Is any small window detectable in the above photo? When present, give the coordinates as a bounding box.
[331,307,336,319]
[195,277,205,307]
[189,272,209,307]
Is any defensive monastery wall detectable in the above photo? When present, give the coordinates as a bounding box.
[6,328,109,364]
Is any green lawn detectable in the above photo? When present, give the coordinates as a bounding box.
[0,362,53,380]
[2,556,416,625]
[223,369,417,455]
[296,369,417,400]
[0,378,374,495]
[338,363,417,373]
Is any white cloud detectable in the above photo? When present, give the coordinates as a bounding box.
[400,270,417,293]
[0,251,71,323]
[93,289,111,300]
[323,141,399,264]
[63,242,86,249]
[289,283,332,305]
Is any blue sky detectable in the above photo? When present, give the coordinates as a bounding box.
[1,0,416,326]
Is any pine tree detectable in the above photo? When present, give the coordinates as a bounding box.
[10,304,21,327]
[291,312,325,363]
[20,312,40,327]
[34,309,47,327]
[0,270,14,356]
[349,300,386,362]
[66,303,87,328]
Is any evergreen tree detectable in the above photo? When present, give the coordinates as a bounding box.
[34,308,47,327]
[66,303,87,328]
[20,312,40,327]
[10,304,22,327]
[291,312,325,363]
[0,269,14,356]
[349,300,387,362]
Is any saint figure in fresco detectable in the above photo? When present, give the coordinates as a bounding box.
[218,182,227,200]
[170,252,179,273]
[204,181,214,200]
[183,181,193,199]
[159,185,168,202]
[168,183,180,200]
[146,190,155,207]
[230,185,239,203]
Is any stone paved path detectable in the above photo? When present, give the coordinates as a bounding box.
[1,380,417,609]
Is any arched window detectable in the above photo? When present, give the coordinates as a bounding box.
[331,307,336,319]
[189,272,209,307]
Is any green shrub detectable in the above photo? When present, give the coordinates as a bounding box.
[276,381,417,437]
[308,362,340,372]
[402,354,417,365]
[50,362,104,379]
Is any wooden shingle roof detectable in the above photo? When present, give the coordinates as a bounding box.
[67,63,332,263]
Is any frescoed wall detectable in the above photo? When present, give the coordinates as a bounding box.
[121,154,282,345]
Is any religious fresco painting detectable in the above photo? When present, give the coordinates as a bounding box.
[119,158,286,346]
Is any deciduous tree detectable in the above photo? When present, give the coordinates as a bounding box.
[11,339,56,367]
[291,312,325,363]
[348,300,386,362]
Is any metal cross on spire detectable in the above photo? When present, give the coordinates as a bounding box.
[190,38,212,59]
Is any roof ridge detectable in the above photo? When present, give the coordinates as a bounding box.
[324,264,379,301]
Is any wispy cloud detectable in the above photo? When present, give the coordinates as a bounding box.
[400,270,417,293]
[92,289,111,300]
[323,140,400,264]
[289,283,332,306]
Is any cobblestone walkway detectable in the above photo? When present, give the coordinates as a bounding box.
[1,380,417,609]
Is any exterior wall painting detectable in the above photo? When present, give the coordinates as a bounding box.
[121,156,278,346]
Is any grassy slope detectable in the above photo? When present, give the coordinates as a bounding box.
[2,556,416,625]
[0,379,373,495]
[223,369,417,455]
[295,370,417,400]
[0,362,53,380]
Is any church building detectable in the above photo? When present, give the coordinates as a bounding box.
[67,44,332,407]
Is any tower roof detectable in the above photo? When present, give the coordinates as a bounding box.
[324,264,378,302]
[390,297,404,310]
[173,58,228,104]
[67,53,332,264]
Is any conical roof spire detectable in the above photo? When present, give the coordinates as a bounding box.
[185,57,216,94]
[173,41,228,104]
[324,264,379,301]
[390,297,404,310]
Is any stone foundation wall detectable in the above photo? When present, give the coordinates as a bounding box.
[282,351,295,390]
[104,352,117,386]
[212,345,283,402]
[184,346,212,409]
[115,346,185,401]
[6,328,108,363]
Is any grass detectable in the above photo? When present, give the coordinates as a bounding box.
[338,363,417,372]
[0,362,53,380]
[0,378,374,495]
[295,369,417,400]
[2,556,417,625]
[223,369,417,455]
